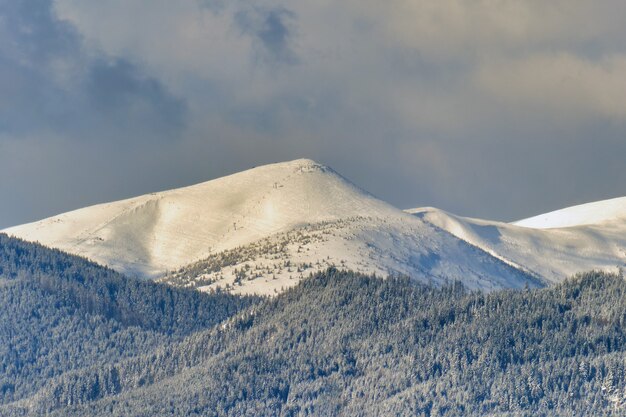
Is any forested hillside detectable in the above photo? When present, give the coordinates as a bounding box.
[0,234,259,406]
[4,258,625,416]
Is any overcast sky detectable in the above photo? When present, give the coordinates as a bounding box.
[2,0,626,228]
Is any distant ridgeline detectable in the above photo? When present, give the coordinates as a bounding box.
[1,234,626,416]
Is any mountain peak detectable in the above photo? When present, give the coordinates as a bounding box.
[281,158,326,169]
[2,159,541,294]
[188,159,332,191]
[3,158,397,278]
[242,158,326,170]
[244,158,331,175]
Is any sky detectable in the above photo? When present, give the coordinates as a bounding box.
[2,0,626,228]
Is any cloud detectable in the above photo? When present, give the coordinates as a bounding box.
[3,0,626,228]
[476,53,626,123]
[0,0,80,64]
[0,0,186,141]
[0,0,80,134]
[235,7,298,65]
[348,0,626,60]
[86,58,187,137]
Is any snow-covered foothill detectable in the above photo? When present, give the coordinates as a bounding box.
[408,204,626,284]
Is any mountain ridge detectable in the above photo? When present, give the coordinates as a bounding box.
[3,159,400,278]
[4,158,625,294]
[408,204,626,283]
[513,196,626,229]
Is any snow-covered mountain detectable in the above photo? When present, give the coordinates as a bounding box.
[2,159,538,295]
[408,198,626,284]
[5,158,624,295]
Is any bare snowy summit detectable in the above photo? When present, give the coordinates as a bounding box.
[8,158,626,295]
[3,158,539,294]
[5,159,625,295]
[3,158,394,277]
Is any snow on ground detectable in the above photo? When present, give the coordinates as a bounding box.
[3,159,397,278]
[160,215,539,296]
[408,206,626,284]
[513,196,626,229]
[4,158,625,296]
[3,159,538,293]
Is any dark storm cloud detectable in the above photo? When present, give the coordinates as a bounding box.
[0,0,186,140]
[86,58,186,137]
[0,0,79,134]
[0,0,80,62]
[234,7,298,64]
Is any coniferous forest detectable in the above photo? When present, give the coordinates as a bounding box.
[1,233,625,416]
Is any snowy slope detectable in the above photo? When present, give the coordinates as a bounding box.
[408,204,626,284]
[3,160,392,277]
[2,159,538,294]
[159,214,540,296]
[513,197,626,229]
